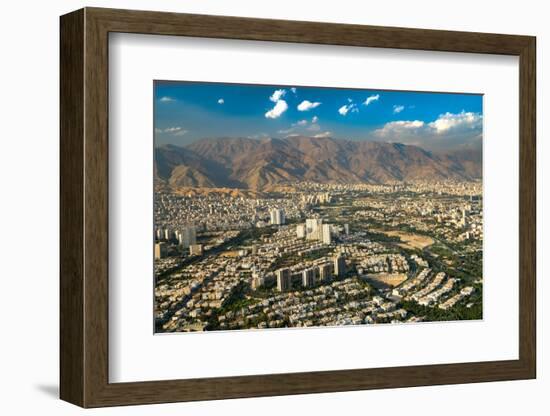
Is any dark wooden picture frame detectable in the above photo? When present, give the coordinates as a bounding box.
[60,7,536,408]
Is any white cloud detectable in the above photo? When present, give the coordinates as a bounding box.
[159,96,175,102]
[399,120,424,128]
[338,103,358,116]
[338,105,349,116]
[155,126,188,136]
[279,116,322,135]
[363,94,380,106]
[270,89,286,102]
[297,100,321,111]
[375,120,425,137]
[290,87,297,94]
[307,123,321,132]
[313,131,332,138]
[217,98,224,104]
[373,111,483,149]
[377,112,482,137]
[428,111,482,133]
[266,89,290,119]
[393,105,405,114]
[265,99,288,119]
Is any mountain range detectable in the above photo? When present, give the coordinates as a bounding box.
[155,136,482,191]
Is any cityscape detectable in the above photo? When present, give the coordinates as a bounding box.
[154,81,483,333]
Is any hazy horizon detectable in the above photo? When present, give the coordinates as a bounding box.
[154,134,483,154]
[154,81,483,151]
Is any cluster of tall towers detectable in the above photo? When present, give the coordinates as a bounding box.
[155,225,197,248]
[295,218,332,244]
[275,254,346,292]
[269,208,285,225]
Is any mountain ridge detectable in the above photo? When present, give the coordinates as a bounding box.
[155,136,482,190]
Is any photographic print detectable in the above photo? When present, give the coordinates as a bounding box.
[154,81,483,333]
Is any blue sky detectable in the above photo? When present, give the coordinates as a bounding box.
[154,81,483,151]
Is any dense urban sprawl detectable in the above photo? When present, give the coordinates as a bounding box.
[154,180,483,332]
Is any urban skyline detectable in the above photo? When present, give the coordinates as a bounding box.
[154,81,483,333]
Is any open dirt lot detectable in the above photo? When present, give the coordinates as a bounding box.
[363,273,408,289]
[379,230,435,250]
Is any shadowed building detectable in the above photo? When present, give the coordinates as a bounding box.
[319,263,332,281]
[334,255,346,278]
[276,268,292,292]
[302,268,316,288]
[177,225,196,248]
[321,223,332,244]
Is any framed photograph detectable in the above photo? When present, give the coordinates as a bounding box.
[60,7,536,408]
